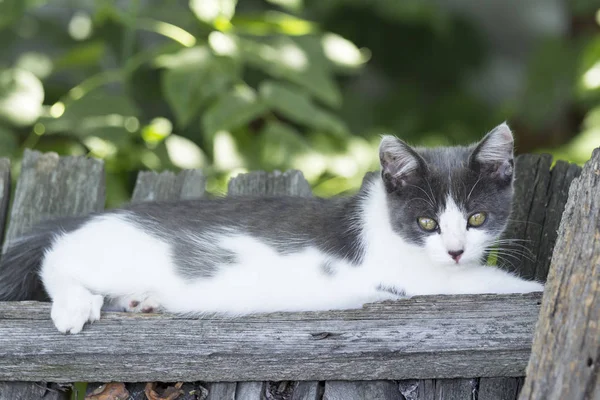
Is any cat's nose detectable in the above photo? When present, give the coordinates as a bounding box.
[448,249,464,262]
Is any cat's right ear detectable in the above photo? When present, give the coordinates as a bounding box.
[379,135,425,192]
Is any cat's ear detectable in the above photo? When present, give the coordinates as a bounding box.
[379,135,425,192]
[469,122,514,181]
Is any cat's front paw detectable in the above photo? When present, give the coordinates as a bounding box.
[510,279,544,294]
[51,290,104,334]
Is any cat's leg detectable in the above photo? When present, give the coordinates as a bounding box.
[40,213,175,333]
[41,269,104,334]
[441,265,544,295]
[400,265,543,296]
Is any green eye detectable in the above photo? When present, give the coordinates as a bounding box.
[468,212,487,227]
[417,217,438,232]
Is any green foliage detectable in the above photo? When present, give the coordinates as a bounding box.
[0,0,597,206]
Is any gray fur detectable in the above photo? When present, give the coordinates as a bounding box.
[0,218,86,301]
[376,284,406,297]
[115,194,367,278]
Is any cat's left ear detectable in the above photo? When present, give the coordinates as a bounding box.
[469,122,514,181]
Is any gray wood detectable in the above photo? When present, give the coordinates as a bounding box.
[533,161,581,280]
[323,381,401,400]
[292,382,321,400]
[0,293,540,382]
[0,382,67,400]
[131,169,205,202]
[478,377,521,400]
[399,379,477,400]
[227,170,312,197]
[235,382,264,400]
[207,382,237,400]
[2,149,104,249]
[499,154,581,281]
[0,158,10,245]
[519,148,600,400]
[0,150,104,399]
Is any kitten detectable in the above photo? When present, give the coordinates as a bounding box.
[0,122,543,334]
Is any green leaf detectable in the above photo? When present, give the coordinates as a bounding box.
[161,46,238,128]
[189,0,237,25]
[240,36,342,108]
[259,80,348,136]
[0,68,44,127]
[259,120,310,168]
[39,88,139,146]
[0,125,17,157]
[202,86,268,135]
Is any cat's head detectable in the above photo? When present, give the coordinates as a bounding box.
[379,122,514,266]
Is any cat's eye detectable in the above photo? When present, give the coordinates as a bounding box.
[417,217,438,232]
[468,212,487,227]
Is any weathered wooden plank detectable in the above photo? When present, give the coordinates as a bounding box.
[398,378,477,400]
[0,158,10,245]
[499,154,551,280]
[0,382,68,400]
[533,161,581,281]
[0,150,104,400]
[519,148,600,400]
[0,293,540,382]
[481,155,580,400]
[478,377,522,400]
[131,169,205,202]
[323,381,401,400]
[206,382,237,400]
[2,149,104,249]
[291,382,321,400]
[227,170,312,197]
[235,382,264,400]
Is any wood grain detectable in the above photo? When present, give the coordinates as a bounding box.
[323,381,401,400]
[0,293,540,382]
[519,148,600,400]
[499,154,581,281]
[0,150,104,400]
[227,170,312,197]
[2,149,104,249]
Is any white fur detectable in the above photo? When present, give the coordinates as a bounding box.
[40,179,543,334]
[424,196,492,266]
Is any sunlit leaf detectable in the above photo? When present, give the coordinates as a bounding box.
[0,68,44,127]
[15,52,53,79]
[265,0,303,13]
[165,134,207,169]
[39,88,139,145]
[161,46,238,128]
[259,80,348,136]
[190,0,237,26]
[202,86,268,136]
[231,11,315,36]
[240,36,342,107]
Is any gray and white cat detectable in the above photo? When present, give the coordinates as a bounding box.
[0,122,543,334]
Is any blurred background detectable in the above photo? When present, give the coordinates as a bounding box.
[0,0,598,206]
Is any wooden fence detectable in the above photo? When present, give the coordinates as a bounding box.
[0,147,597,400]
